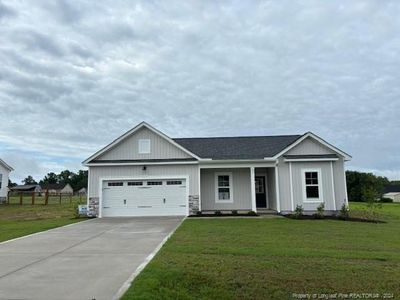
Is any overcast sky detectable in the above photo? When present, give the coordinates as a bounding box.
[0,0,399,183]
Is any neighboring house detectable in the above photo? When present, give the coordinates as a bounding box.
[41,183,73,195]
[83,122,351,218]
[382,185,400,203]
[76,187,87,195]
[10,184,42,193]
[0,159,13,203]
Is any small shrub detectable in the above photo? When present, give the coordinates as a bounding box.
[196,211,202,216]
[293,205,303,219]
[247,211,257,216]
[314,203,325,219]
[380,197,393,203]
[339,203,349,220]
[232,210,238,215]
[215,210,222,216]
[365,200,382,220]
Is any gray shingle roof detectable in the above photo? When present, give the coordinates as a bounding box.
[41,183,67,190]
[173,135,302,159]
[10,185,40,191]
[383,185,400,193]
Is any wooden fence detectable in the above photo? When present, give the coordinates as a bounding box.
[6,191,86,205]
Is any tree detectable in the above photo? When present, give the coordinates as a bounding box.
[39,172,58,185]
[37,169,88,191]
[8,179,17,188]
[22,175,37,185]
[57,170,73,184]
[346,171,389,202]
[69,170,88,191]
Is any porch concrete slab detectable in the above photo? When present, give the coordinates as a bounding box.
[0,217,183,300]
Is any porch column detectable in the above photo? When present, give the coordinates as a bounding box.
[250,167,256,212]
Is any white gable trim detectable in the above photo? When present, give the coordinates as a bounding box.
[268,132,352,161]
[82,122,201,165]
[0,159,13,171]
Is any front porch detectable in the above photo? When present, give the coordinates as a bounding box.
[199,165,279,214]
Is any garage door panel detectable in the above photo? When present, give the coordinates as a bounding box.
[102,179,187,217]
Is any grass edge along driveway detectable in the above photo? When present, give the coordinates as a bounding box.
[122,202,400,300]
[0,202,87,243]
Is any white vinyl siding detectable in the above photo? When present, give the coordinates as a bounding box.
[201,168,251,211]
[286,137,336,156]
[0,164,10,198]
[278,159,337,212]
[88,164,199,197]
[266,168,277,210]
[96,127,192,160]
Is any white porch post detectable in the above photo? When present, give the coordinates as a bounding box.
[275,164,281,213]
[198,166,202,211]
[250,167,256,212]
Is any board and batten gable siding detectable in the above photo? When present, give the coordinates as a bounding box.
[277,158,347,212]
[286,137,336,155]
[0,164,10,198]
[88,164,199,198]
[96,127,192,161]
[200,168,252,211]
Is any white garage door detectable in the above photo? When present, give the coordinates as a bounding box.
[101,179,187,217]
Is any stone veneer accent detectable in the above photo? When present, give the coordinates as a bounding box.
[88,197,99,217]
[189,195,199,215]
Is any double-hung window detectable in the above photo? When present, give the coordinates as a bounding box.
[302,169,323,202]
[215,172,233,203]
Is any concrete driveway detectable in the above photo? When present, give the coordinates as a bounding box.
[0,217,183,300]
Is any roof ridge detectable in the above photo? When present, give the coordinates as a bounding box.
[173,134,302,140]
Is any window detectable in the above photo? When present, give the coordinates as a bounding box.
[302,170,323,202]
[0,174,2,189]
[147,181,162,186]
[138,139,151,154]
[108,182,123,187]
[167,180,182,185]
[128,181,143,186]
[255,177,264,194]
[215,173,233,203]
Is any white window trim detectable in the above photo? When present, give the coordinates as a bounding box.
[138,139,151,154]
[215,172,233,203]
[301,168,324,203]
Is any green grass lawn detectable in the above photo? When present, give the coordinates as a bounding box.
[0,197,87,243]
[122,202,400,300]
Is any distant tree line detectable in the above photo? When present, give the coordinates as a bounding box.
[10,170,88,192]
[346,170,395,202]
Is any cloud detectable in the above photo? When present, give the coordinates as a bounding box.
[0,0,399,182]
[0,1,16,20]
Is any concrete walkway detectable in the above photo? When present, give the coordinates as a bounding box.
[0,217,183,300]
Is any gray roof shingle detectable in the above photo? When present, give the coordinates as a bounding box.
[383,185,400,193]
[173,135,302,159]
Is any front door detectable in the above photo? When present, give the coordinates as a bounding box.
[255,176,267,208]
